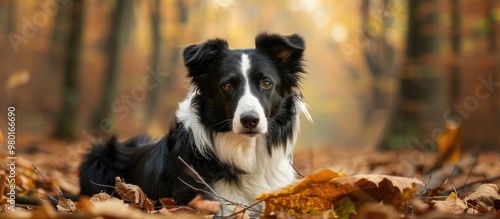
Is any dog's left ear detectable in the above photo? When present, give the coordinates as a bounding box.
[183,38,229,78]
[255,33,305,75]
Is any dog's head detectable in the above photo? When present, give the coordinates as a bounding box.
[183,33,305,137]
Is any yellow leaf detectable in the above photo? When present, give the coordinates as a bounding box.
[257,169,423,217]
[6,70,30,90]
[437,120,462,164]
[432,192,467,214]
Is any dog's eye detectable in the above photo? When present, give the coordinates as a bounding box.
[222,83,234,91]
[261,80,273,89]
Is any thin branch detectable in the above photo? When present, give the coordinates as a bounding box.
[177,177,261,213]
[32,164,73,212]
[177,156,224,216]
[90,180,116,189]
[222,200,263,218]
[289,162,305,178]
[90,179,118,197]
[177,177,235,205]
[418,174,433,198]
[443,175,500,195]
[462,146,480,187]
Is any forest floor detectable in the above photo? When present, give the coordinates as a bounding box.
[1,134,500,218]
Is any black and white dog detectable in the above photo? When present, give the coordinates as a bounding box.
[79,33,311,214]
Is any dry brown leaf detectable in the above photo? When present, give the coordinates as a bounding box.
[464,184,500,210]
[160,197,178,209]
[432,192,468,214]
[159,206,197,215]
[89,192,120,203]
[56,196,76,213]
[188,194,221,213]
[256,169,423,217]
[0,171,6,205]
[115,176,155,210]
[89,198,166,219]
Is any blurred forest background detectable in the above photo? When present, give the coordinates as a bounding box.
[1,0,499,152]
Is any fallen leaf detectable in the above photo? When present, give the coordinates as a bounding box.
[256,169,422,217]
[89,198,162,219]
[115,176,155,210]
[89,192,119,203]
[160,197,177,209]
[6,69,30,90]
[56,196,76,213]
[159,206,197,215]
[432,192,468,214]
[0,171,6,205]
[188,194,221,213]
[464,184,500,210]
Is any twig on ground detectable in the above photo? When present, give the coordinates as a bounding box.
[32,164,73,212]
[90,180,116,190]
[222,200,263,218]
[177,177,233,205]
[90,180,118,197]
[462,146,480,187]
[178,156,225,216]
[418,174,433,198]
[443,175,500,195]
[178,177,261,214]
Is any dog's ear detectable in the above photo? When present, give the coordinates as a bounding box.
[183,38,229,71]
[255,33,305,74]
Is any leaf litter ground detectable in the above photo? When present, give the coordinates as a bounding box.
[1,135,499,218]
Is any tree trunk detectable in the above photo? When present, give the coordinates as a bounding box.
[381,0,442,149]
[52,0,85,140]
[164,0,188,84]
[486,0,499,149]
[448,0,461,109]
[7,0,15,33]
[144,0,162,122]
[92,0,132,130]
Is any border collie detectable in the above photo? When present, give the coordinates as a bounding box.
[79,33,311,215]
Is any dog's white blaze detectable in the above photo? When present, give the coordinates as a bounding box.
[175,53,312,216]
[232,53,268,134]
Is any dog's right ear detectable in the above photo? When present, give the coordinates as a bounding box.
[183,39,229,73]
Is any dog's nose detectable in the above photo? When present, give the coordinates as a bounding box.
[240,112,260,129]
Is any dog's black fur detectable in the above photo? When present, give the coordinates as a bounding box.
[79,33,308,209]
